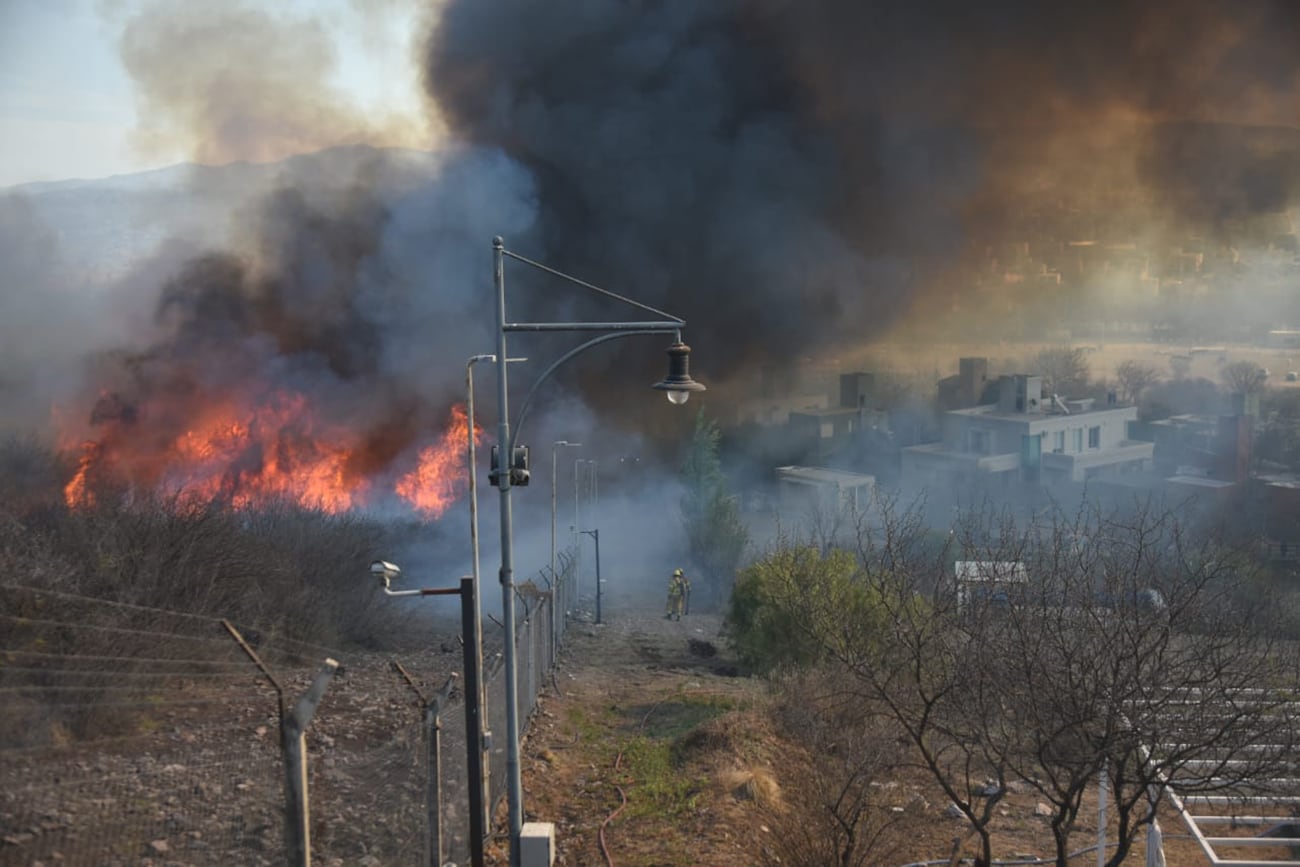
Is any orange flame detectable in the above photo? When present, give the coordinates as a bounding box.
[60,390,479,519]
[396,404,479,518]
[164,392,366,512]
[64,441,100,509]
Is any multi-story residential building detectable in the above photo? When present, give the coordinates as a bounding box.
[902,374,1154,488]
[787,372,889,463]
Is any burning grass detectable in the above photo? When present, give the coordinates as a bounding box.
[1,434,430,651]
[53,373,480,520]
[0,433,444,745]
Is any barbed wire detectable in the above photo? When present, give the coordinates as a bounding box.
[0,612,242,646]
[5,753,283,794]
[0,664,271,681]
[8,694,279,710]
[2,648,256,669]
[0,581,347,659]
[0,582,230,624]
[0,723,277,754]
[0,561,577,867]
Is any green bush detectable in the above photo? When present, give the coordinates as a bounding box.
[725,545,885,674]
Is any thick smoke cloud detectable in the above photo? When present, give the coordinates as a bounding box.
[426,2,887,387]
[426,0,1300,359]
[119,0,428,166]
[10,0,1300,510]
[47,146,541,496]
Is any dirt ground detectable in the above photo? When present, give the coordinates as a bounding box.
[506,601,1233,867]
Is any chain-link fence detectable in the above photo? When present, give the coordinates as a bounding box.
[0,583,310,865]
[1,547,581,867]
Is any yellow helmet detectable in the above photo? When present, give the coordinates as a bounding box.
[673,568,683,576]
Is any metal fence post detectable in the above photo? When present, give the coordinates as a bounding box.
[426,675,459,867]
[394,662,460,867]
[592,529,602,625]
[426,700,441,867]
[461,576,488,867]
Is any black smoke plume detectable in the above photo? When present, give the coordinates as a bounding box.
[426,0,1300,366]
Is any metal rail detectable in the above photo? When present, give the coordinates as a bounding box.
[1154,686,1300,867]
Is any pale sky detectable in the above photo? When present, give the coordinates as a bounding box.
[0,0,432,188]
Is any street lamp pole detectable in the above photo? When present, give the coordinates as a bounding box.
[580,528,602,624]
[490,236,704,865]
[465,352,523,849]
[573,459,598,606]
[573,458,587,603]
[464,354,492,857]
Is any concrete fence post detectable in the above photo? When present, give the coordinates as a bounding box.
[282,660,339,867]
[222,619,338,867]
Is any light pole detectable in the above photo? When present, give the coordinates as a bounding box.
[573,458,599,606]
[467,356,493,603]
[580,528,603,624]
[550,440,581,655]
[573,458,587,604]
[490,235,704,865]
[466,352,525,848]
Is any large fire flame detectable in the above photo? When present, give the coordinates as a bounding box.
[61,391,479,518]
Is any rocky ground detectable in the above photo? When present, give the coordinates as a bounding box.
[0,641,468,867]
[1,598,1255,866]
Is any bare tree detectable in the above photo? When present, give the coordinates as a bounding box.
[1114,360,1160,405]
[1032,346,1091,397]
[839,496,1008,867]
[1221,359,1268,394]
[729,492,1300,866]
[951,498,1300,865]
[728,497,1005,865]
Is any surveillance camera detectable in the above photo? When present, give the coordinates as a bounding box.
[370,560,401,585]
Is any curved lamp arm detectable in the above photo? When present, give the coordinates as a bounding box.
[509,328,677,452]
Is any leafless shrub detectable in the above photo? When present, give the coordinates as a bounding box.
[761,669,918,867]
[1114,359,1160,405]
[1032,346,1091,398]
[1221,359,1268,394]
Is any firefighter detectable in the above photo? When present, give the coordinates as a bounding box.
[665,568,690,620]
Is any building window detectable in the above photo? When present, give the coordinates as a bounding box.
[1088,426,1101,449]
[1053,430,1065,453]
[1072,428,1083,452]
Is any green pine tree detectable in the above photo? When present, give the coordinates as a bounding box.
[679,409,749,611]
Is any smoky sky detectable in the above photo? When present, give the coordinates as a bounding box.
[10,0,1300,493]
[426,0,1300,375]
[118,0,427,166]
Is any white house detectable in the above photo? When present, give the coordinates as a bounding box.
[902,374,1154,488]
[775,466,876,516]
[954,560,1028,610]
